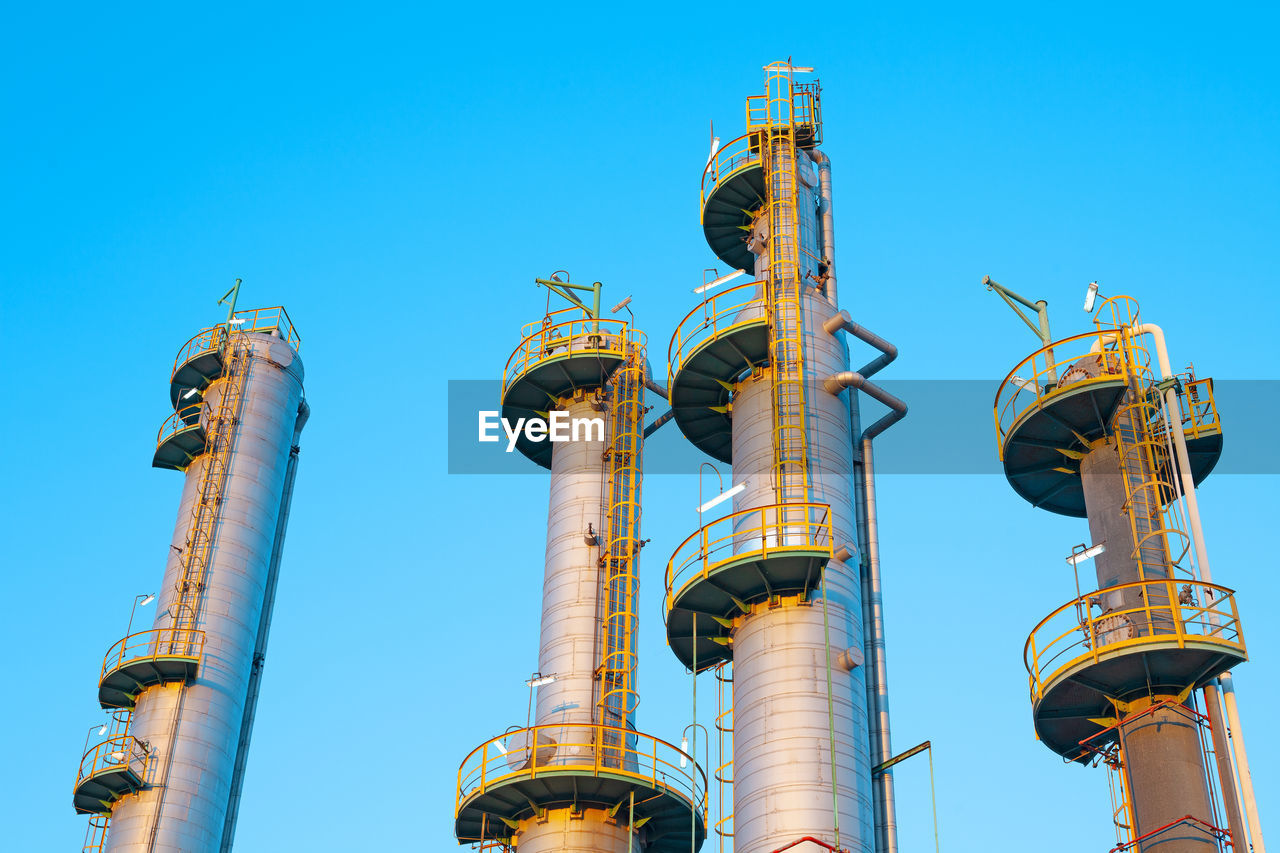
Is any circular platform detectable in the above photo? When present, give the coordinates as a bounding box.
[701,148,763,274]
[74,737,147,815]
[1025,579,1247,762]
[169,327,226,409]
[98,629,204,709]
[152,405,207,471]
[455,725,705,853]
[1181,431,1223,486]
[667,283,769,465]
[1000,377,1129,517]
[500,319,630,468]
[665,503,833,672]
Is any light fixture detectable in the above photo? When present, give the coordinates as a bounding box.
[525,673,557,688]
[1010,376,1036,391]
[697,481,746,513]
[140,594,155,607]
[1084,281,1101,312]
[494,740,508,756]
[1066,543,1106,566]
[680,736,689,768]
[230,317,247,325]
[611,296,632,314]
[109,750,126,762]
[704,136,721,171]
[97,724,108,736]
[693,269,747,294]
[182,388,199,400]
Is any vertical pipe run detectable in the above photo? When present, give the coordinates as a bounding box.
[808,150,837,307]
[220,399,309,852]
[861,436,897,853]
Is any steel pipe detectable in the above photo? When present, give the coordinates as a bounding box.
[808,150,838,306]
[822,312,898,379]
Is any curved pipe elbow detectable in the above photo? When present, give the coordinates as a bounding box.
[824,370,908,440]
[823,310,899,378]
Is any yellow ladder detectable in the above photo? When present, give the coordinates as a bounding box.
[172,330,250,633]
[714,661,734,853]
[763,64,810,506]
[83,814,110,853]
[1104,746,1136,850]
[1107,314,1193,584]
[598,332,646,745]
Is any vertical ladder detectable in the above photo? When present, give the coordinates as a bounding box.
[1105,746,1136,850]
[172,330,250,634]
[83,814,110,853]
[1097,303,1192,586]
[763,64,810,507]
[598,331,646,755]
[714,661,734,853]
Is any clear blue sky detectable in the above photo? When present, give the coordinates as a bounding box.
[3,3,1276,851]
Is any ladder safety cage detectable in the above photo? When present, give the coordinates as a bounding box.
[598,329,648,754]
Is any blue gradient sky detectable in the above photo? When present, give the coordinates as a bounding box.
[3,3,1276,851]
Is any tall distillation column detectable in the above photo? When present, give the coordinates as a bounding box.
[664,65,906,853]
[72,303,308,853]
[454,281,707,853]
[992,289,1255,853]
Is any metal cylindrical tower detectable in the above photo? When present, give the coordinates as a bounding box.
[993,291,1254,852]
[73,305,308,853]
[665,64,906,853]
[455,284,707,853]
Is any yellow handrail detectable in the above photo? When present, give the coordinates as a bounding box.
[665,502,833,612]
[75,735,148,790]
[1180,377,1220,440]
[170,327,224,383]
[155,404,204,448]
[100,627,205,682]
[169,306,302,386]
[1023,579,1245,705]
[993,328,1127,459]
[501,314,633,400]
[700,132,761,211]
[455,723,707,822]
[668,280,766,383]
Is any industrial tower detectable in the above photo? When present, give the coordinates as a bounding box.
[454,278,707,852]
[989,283,1265,852]
[72,293,308,853]
[664,64,906,853]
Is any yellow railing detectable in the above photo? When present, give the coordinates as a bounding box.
[76,735,148,792]
[1180,377,1221,440]
[231,305,300,349]
[668,280,766,382]
[700,132,760,211]
[1023,579,1245,705]
[169,306,302,385]
[155,404,204,448]
[993,328,1128,459]
[171,326,225,382]
[501,312,633,400]
[746,75,820,136]
[455,723,707,820]
[666,502,832,612]
[100,627,205,681]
